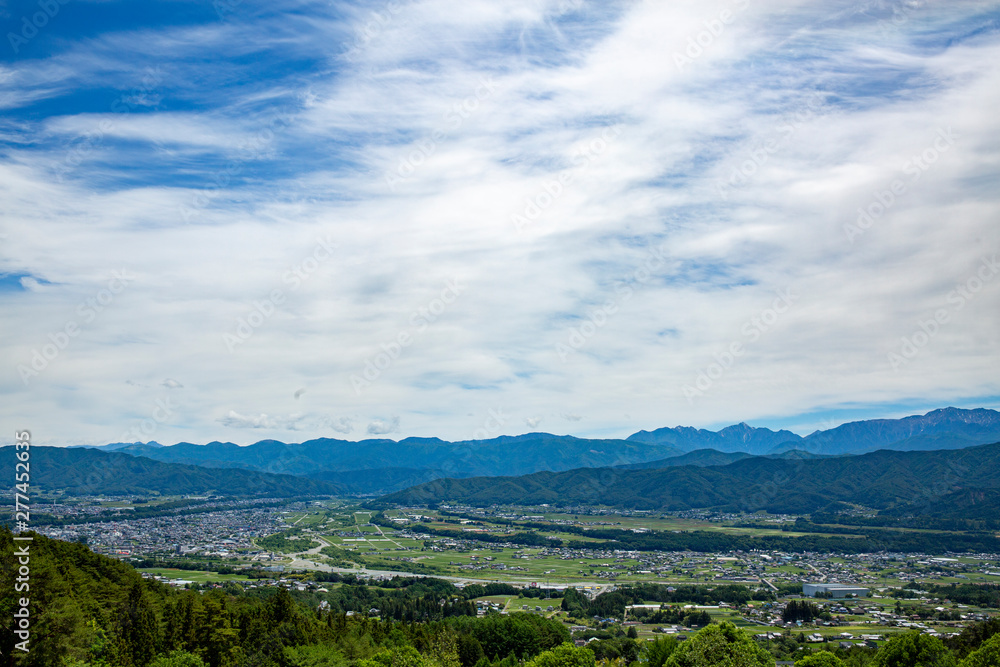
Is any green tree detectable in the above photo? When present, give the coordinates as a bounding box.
[149,650,209,667]
[645,636,678,667]
[958,632,1000,667]
[472,612,569,659]
[871,631,954,667]
[795,652,845,667]
[358,646,427,667]
[628,627,639,639]
[285,643,350,666]
[561,589,589,617]
[428,628,462,667]
[664,622,772,667]
[457,633,486,667]
[118,582,160,667]
[523,642,596,667]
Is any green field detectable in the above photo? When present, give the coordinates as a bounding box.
[250,505,1000,597]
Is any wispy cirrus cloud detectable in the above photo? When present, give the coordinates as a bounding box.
[1,0,998,446]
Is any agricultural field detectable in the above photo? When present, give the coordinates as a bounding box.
[253,504,1000,595]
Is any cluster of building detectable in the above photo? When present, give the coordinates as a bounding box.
[33,497,293,559]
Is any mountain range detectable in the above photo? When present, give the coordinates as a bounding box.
[55,407,1000,498]
[627,407,1000,455]
[91,434,687,494]
[6,446,341,497]
[381,441,1000,514]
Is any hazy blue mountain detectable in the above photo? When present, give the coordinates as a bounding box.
[69,441,166,451]
[86,407,1000,496]
[6,446,340,497]
[626,422,803,454]
[625,408,1000,456]
[111,433,685,479]
[381,441,1000,514]
[788,407,1000,455]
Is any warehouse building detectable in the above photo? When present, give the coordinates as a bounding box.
[802,583,869,598]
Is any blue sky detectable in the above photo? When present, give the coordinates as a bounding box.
[2,0,999,446]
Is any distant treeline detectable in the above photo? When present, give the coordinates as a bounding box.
[894,583,1000,609]
[808,512,1000,532]
[408,519,1000,555]
[561,583,773,619]
[257,530,319,553]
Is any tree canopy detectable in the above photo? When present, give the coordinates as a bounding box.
[664,622,773,667]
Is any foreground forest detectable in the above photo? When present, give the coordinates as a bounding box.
[2,529,1000,667]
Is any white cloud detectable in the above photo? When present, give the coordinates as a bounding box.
[217,411,307,430]
[367,416,401,435]
[317,415,354,434]
[1,0,998,446]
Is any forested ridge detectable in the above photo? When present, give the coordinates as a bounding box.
[402,519,1000,555]
[0,447,340,498]
[380,442,1000,515]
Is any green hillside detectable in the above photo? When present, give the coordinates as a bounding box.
[2,446,341,497]
[381,442,1000,513]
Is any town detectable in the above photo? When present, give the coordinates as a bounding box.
[22,494,999,650]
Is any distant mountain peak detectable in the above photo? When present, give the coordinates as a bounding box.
[798,407,1000,455]
[627,408,1000,457]
[719,422,751,433]
[627,421,801,455]
[923,406,1000,423]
